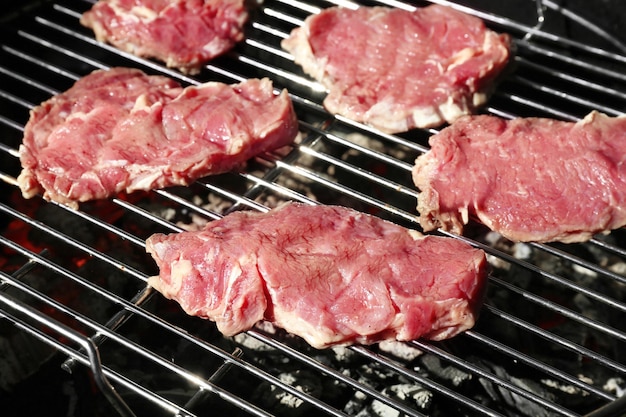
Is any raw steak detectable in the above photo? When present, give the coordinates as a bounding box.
[146,203,488,349]
[281,5,510,133]
[17,67,299,208]
[412,111,626,243]
[80,0,247,74]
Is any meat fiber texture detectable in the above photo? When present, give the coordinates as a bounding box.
[80,0,247,74]
[146,202,489,349]
[280,5,510,134]
[412,111,626,243]
[17,67,299,208]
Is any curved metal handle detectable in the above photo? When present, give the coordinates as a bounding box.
[0,287,136,417]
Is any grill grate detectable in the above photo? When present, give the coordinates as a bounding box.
[1,1,626,416]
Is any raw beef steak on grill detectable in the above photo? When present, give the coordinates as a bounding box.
[146,203,489,349]
[80,0,247,74]
[17,67,298,208]
[412,111,626,243]
[281,5,510,133]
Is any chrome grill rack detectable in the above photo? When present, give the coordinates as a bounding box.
[1,1,625,416]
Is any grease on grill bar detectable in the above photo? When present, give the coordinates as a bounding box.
[0,1,626,417]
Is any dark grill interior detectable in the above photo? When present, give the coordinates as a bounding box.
[1,1,626,416]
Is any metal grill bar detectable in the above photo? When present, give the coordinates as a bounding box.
[0,203,146,280]
[0,237,351,417]
[507,75,621,117]
[0,288,138,417]
[463,330,615,401]
[515,57,626,101]
[406,339,581,417]
[348,344,507,417]
[480,303,626,375]
[533,243,626,286]
[488,280,626,342]
[247,331,431,417]
[1,0,625,416]
[426,0,626,56]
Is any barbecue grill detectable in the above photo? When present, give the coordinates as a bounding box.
[1,0,626,416]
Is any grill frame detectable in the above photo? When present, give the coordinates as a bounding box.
[1,1,626,416]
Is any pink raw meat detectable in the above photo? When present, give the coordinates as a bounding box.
[80,0,248,74]
[281,5,510,133]
[146,202,489,349]
[412,111,626,243]
[17,67,299,208]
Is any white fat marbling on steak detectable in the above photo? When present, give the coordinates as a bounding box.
[17,68,299,208]
[146,202,489,349]
[413,111,626,243]
[281,5,511,133]
[80,0,247,74]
